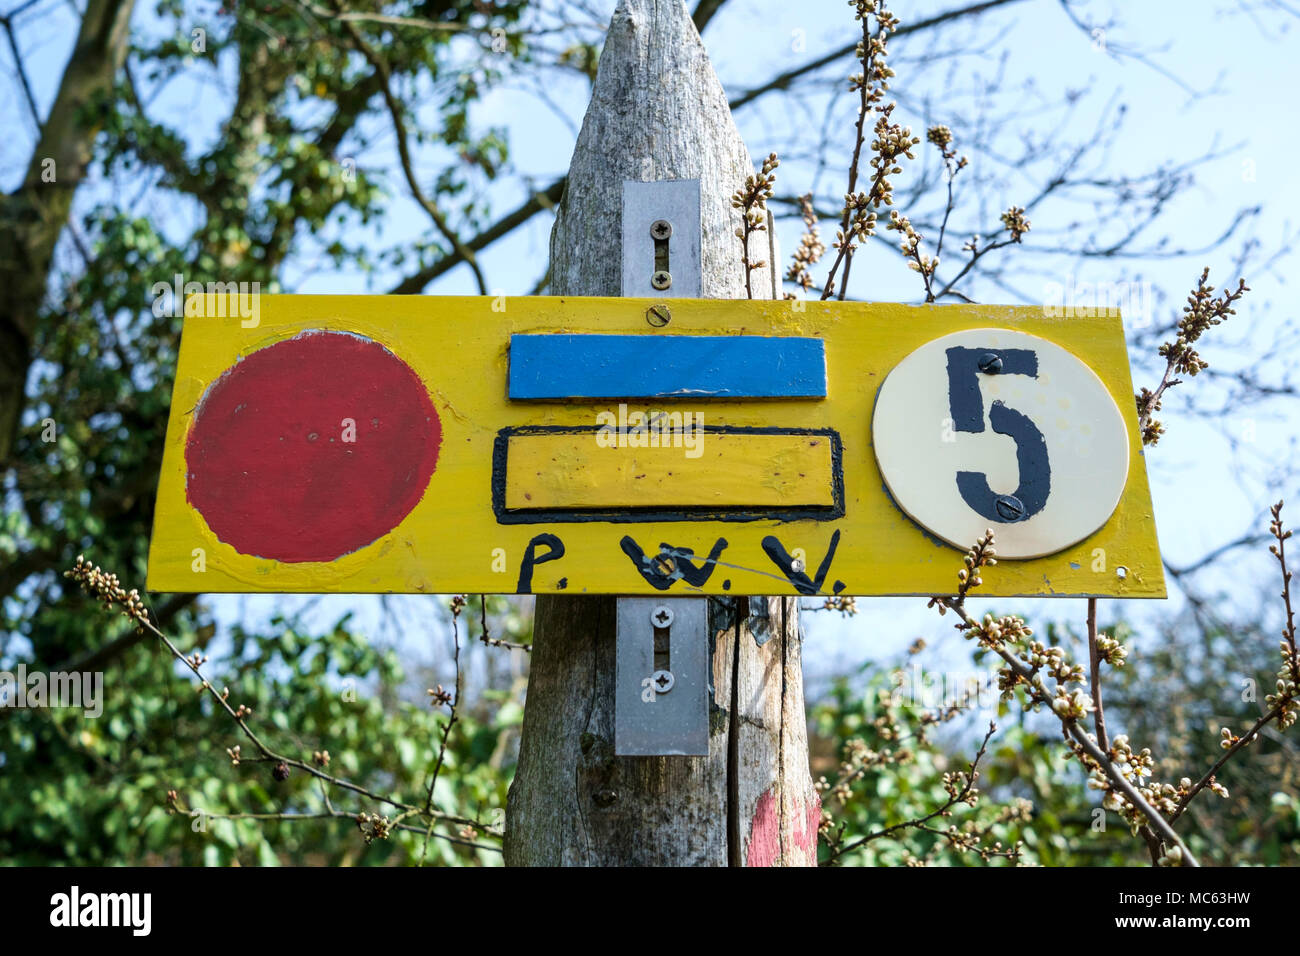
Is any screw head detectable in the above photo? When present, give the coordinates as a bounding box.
[646,304,671,327]
[651,605,675,628]
[978,352,1003,374]
[593,788,619,807]
[650,669,675,694]
[994,494,1026,521]
[650,219,673,240]
[651,554,676,576]
[651,270,672,290]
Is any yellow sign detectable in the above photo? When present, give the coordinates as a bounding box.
[146,295,1164,598]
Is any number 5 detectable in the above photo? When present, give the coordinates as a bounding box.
[944,347,1051,522]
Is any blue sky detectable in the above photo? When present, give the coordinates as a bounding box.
[4,0,1298,700]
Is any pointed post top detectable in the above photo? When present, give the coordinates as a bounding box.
[549,0,774,300]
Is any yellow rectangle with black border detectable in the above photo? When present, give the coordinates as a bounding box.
[494,425,843,521]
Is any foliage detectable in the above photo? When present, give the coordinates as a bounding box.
[1,596,526,865]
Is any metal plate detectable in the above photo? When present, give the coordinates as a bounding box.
[872,327,1130,559]
[621,180,701,298]
[615,597,709,756]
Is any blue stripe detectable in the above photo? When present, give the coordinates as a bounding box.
[509,334,826,399]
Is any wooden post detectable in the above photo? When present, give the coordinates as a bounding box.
[504,0,818,867]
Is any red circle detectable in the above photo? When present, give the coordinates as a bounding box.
[185,330,441,563]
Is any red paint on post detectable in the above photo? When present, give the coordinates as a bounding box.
[746,790,780,867]
[746,788,820,866]
[795,791,821,860]
[185,331,440,563]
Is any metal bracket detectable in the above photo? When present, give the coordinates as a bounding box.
[614,179,707,756]
[615,598,709,756]
[621,179,702,299]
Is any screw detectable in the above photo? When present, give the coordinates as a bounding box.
[650,669,675,694]
[593,789,618,807]
[651,554,676,576]
[651,605,675,628]
[646,304,671,327]
[978,352,1003,374]
[994,494,1026,521]
[650,219,672,240]
[651,271,672,290]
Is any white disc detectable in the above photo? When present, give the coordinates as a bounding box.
[872,327,1129,559]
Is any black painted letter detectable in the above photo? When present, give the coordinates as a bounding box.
[761,531,841,595]
[516,533,565,593]
[620,537,728,590]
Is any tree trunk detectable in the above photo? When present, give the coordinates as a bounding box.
[0,0,137,462]
[504,0,817,867]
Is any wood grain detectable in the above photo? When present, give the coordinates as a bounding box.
[504,0,814,866]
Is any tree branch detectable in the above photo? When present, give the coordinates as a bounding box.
[692,0,728,33]
[63,557,488,836]
[0,9,41,131]
[728,0,1028,111]
[1087,598,1110,752]
[335,8,489,294]
[823,721,997,864]
[0,0,137,462]
[388,177,564,294]
[385,0,1029,299]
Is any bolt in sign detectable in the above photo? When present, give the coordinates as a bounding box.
[146,295,1164,598]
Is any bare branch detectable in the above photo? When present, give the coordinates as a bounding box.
[0,10,41,131]
[692,0,728,33]
[334,5,490,294]
[823,721,998,864]
[729,0,1028,111]
[62,556,491,839]
[1087,598,1110,753]
[388,177,565,295]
